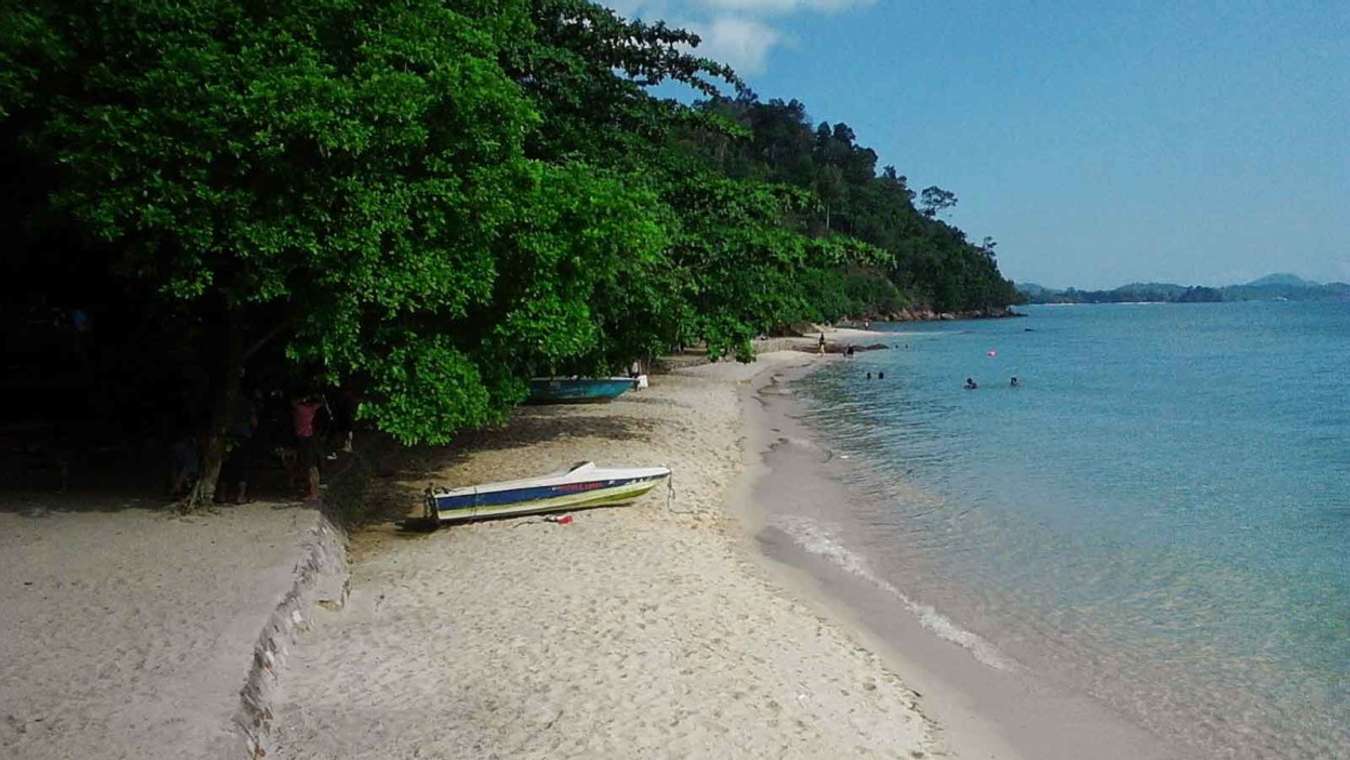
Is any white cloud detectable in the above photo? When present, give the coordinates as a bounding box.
[686,17,782,74]
[698,0,874,14]
[603,0,870,75]
[607,0,872,18]
[604,0,671,17]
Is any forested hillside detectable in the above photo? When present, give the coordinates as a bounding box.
[0,0,1021,502]
[686,95,1021,315]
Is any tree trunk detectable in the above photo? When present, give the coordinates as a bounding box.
[186,309,243,510]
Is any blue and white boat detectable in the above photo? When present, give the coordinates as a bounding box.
[527,377,637,404]
[424,461,671,523]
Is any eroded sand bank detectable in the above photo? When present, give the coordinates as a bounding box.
[0,500,343,760]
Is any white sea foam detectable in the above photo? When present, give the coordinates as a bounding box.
[769,435,835,461]
[774,515,1018,672]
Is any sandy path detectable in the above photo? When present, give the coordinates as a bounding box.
[272,354,938,758]
[0,500,328,760]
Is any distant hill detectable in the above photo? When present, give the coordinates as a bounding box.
[1246,273,1319,288]
[1019,274,1349,304]
[1111,282,1190,301]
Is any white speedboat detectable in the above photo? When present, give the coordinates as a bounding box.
[424,461,670,523]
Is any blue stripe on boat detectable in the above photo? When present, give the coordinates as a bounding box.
[431,475,661,512]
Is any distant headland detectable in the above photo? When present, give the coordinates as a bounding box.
[1018,273,1350,304]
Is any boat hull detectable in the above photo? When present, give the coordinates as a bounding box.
[427,470,669,523]
[527,377,636,404]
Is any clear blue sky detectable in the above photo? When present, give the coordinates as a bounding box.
[605,1,1349,289]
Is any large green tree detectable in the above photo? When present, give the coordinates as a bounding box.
[1,0,1022,507]
[0,0,670,504]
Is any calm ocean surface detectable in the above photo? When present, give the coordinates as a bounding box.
[792,301,1349,758]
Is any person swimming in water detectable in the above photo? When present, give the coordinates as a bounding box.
[964,377,978,390]
[1010,376,1020,387]
[878,371,885,380]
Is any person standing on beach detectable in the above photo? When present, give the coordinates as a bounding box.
[332,387,358,454]
[219,389,259,504]
[168,430,201,498]
[291,392,323,501]
[818,333,826,354]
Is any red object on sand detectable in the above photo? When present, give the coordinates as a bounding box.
[557,514,573,525]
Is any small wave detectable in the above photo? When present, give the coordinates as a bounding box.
[768,436,835,461]
[778,435,823,450]
[773,515,1018,672]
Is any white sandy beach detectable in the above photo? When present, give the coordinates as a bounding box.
[1,327,962,760]
[270,344,944,759]
[0,500,342,760]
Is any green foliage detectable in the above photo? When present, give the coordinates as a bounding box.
[661,176,816,360]
[1,0,689,446]
[499,0,741,163]
[684,94,1019,314]
[844,267,910,316]
[1,0,1023,457]
[361,335,497,445]
[919,186,958,217]
[0,4,64,119]
[4,0,553,445]
[478,161,671,378]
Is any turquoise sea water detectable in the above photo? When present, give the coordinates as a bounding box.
[794,302,1349,758]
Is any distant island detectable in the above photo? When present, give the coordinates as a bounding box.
[1018,273,1350,304]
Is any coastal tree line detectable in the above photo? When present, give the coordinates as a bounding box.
[0,0,1020,504]
[1019,276,1350,304]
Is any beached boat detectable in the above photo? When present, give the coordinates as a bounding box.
[424,461,671,523]
[527,377,637,404]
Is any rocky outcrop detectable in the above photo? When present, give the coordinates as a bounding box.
[791,341,891,355]
[885,305,1023,322]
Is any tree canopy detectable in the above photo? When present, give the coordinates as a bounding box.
[0,0,1022,503]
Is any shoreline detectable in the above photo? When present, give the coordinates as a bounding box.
[731,358,1179,760]
[262,324,1176,758]
[0,328,1175,759]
